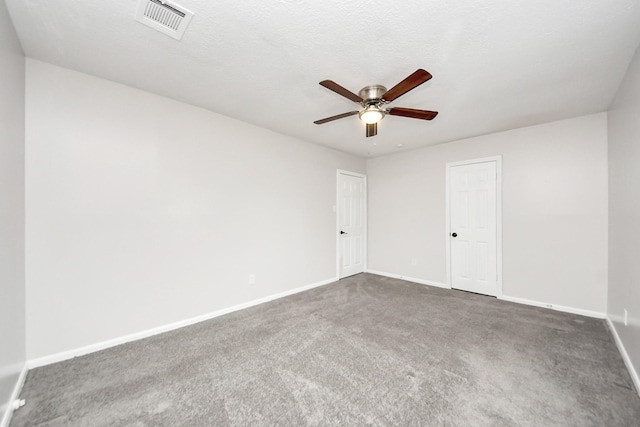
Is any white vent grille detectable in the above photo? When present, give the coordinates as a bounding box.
[135,0,193,40]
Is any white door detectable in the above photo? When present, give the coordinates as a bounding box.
[448,160,499,296]
[338,171,366,278]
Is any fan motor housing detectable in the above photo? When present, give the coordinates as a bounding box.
[359,85,387,102]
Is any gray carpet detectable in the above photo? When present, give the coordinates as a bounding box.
[11,273,640,426]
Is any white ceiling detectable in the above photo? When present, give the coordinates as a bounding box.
[6,0,640,157]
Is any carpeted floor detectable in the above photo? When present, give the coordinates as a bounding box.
[11,273,640,426]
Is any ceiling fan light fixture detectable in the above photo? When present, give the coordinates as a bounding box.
[314,70,437,137]
[359,105,385,124]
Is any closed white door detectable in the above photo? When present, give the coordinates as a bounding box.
[449,160,498,296]
[338,171,366,278]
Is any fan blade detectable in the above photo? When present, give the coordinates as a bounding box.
[314,111,359,125]
[382,69,433,102]
[319,80,363,103]
[388,107,438,120]
[366,122,377,137]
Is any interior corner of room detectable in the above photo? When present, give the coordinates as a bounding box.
[1,0,640,425]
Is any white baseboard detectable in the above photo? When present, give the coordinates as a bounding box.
[500,295,606,319]
[365,270,606,319]
[0,363,28,427]
[606,317,640,397]
[366,270,449,289]
[28,277,338,369]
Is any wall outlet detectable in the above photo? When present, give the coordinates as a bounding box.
[624,309,628,326]
[249,274,255,285]
[411,258,417,266]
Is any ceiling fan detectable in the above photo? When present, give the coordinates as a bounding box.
[314,69,438,137]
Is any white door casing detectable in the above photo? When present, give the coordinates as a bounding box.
[337,170,366,279]
[446,157,502,297]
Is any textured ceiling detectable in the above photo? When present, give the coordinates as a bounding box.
[6,0,640,157]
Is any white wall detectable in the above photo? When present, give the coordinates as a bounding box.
[367,113,608,314]
[0,0,26,423]
[608,44,640,384]
[25,59,365,360]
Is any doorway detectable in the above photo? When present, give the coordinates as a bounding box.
[337,170,367,279]
[446,157,502,297]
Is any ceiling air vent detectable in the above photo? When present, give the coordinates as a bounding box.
[135,0,194,40]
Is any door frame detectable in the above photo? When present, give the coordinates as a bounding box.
[445,156,503,297]
[336,169,368,279]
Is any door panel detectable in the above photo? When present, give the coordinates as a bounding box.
[450,161,498,296]
[338,172,366,278]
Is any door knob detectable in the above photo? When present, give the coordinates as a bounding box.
[340,230,348,235]
[451,232,457,237]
